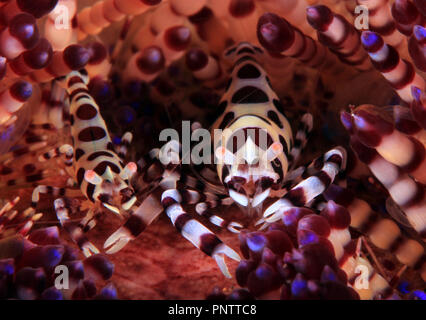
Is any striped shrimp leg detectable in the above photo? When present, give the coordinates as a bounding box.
[161,189,240,278]
[1,143,76,191]
[324,184,426,282]
[38,144,74,167]
[103,194,165,255]
[343,106,426,184]
[167,181,240,233]
[31,185,82,213]
[349,136,426,240]
[178,170,227,196]
[360,31,425,102]
[0,196,20,217]
[263,147,346,223]
[113,132,133,160]
[53,198,99,257]
[0,196,42,237]
[135,150,173,187]
[164,186,239,233]
[103,140,181,253]
[306,5,372,71]
[103,165,228,254]
[194,195,241,233]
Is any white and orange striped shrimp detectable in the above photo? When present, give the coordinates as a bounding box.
[30,70,139,256]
